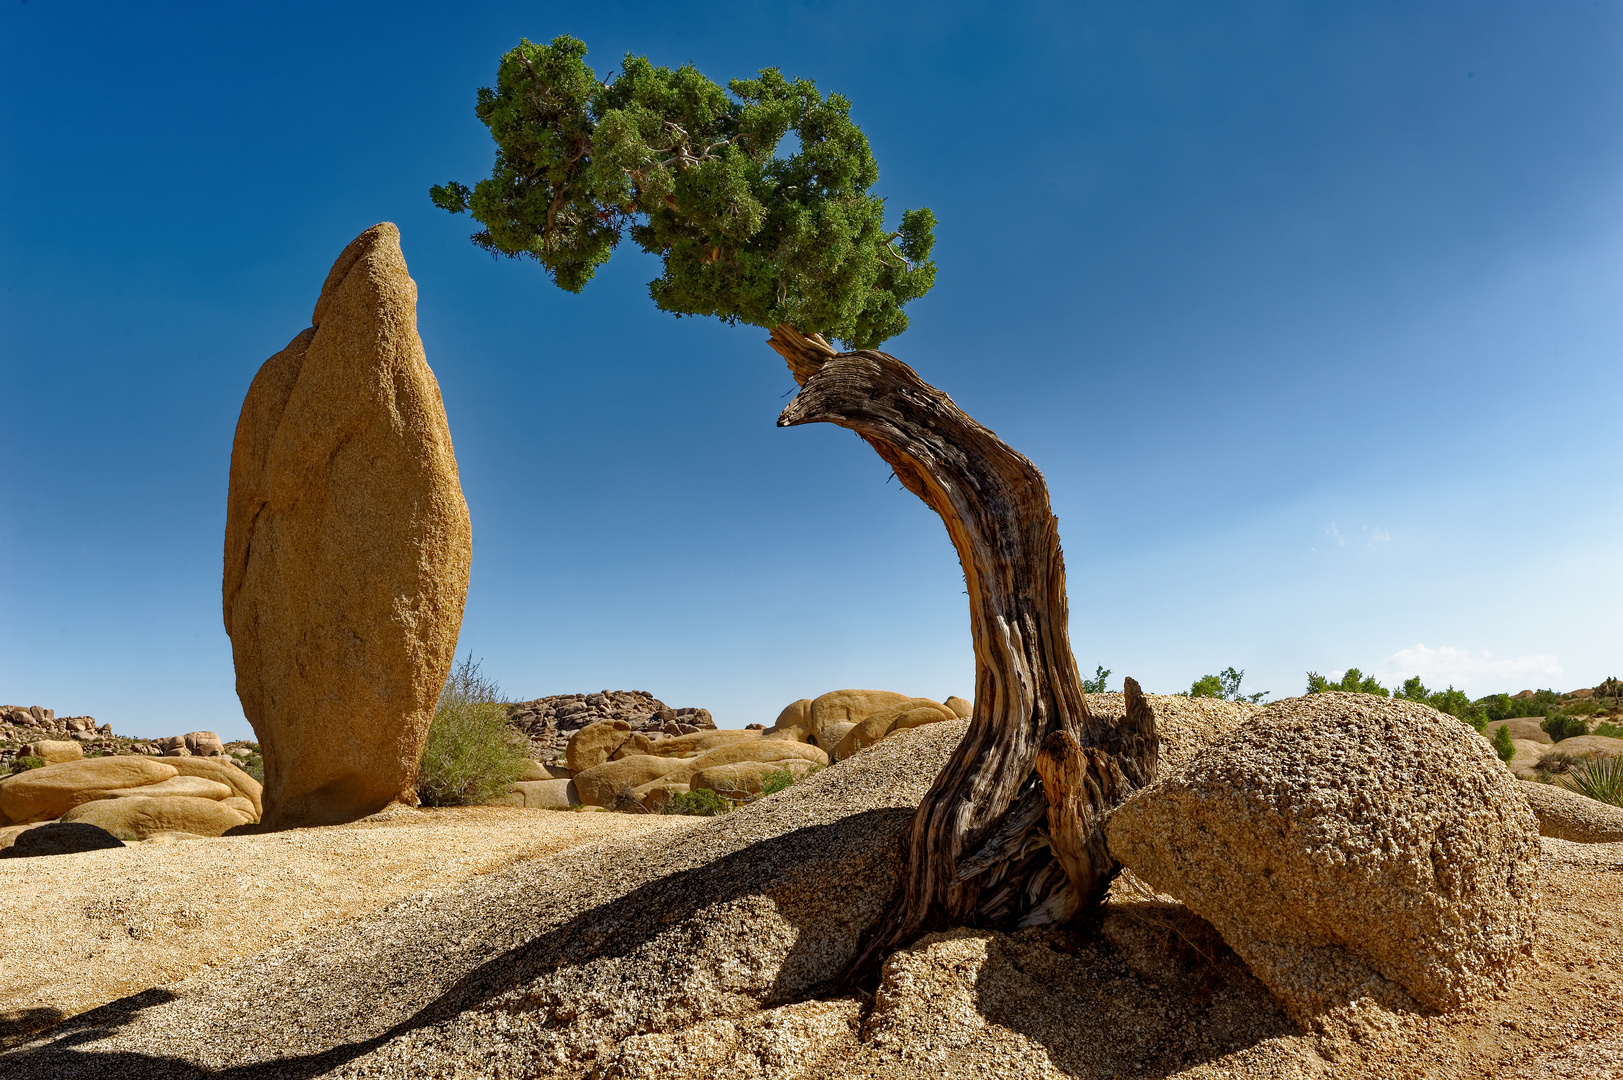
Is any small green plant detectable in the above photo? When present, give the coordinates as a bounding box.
[1306,668,1389,697]
[760,764,821,797]
[416,654,531,807]
[1189,667,1268,703]
[1081,665,1112,694]
[1594,721,1623,738]
[10,756,45,774]
[1542,715,1589,743]
[1561,755,1623,809]
[663,787,734,816]
[1491,724,1516,764]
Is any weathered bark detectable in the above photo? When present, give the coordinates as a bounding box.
[769,324,1158,970]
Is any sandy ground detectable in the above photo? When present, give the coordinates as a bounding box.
[3,716,1621,1078]
[0,805,689,1037]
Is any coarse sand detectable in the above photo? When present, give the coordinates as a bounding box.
[3,706,1622,1078]
[0,805,690,1045]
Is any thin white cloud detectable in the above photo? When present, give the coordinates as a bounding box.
[1326,521,1345,546]
[1366,527,1390,544]
[1376,644,1564,693]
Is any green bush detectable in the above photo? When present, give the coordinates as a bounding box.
[1561,755,1623,809]
[416,655,531,807]
[1542,715,1590,743]
[9,756,45,774]
[1480,689,1561,721]
[1306,668,1389,697]
[232,742,265,783]
[1491,724,1516,764]
[1594,721,1623,738]
[663,787,734,816]
[760,765,822,797]
[1188,667,1267,703]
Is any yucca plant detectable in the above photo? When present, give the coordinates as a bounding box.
[1561,755,1623,809]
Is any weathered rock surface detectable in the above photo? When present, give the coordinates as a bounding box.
[161,758,262,818]
[689,759,819,796]
[98,776,235,802]
[223,222,472,829]
[61,796,253,840]
[1108,692,1541,1028]
[1083,691,1260,773]
[1519,779,1623,842]
[565,719,633,773]
[640,730,762,758]
[831,700,955,760]
[766,689,912,747]
[0,721,971,1075]
[573,756,685,808]
[24,740,82,765]
[182,731,225,758]
[942,695,973,719]
[485,779,579,811]
[764,698,815,742]
[0,759,179,824]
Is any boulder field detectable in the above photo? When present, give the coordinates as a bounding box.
[0,755,263,852]
[6,695,1623,1079]
[532,688,968,811]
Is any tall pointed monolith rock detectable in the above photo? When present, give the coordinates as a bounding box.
[223,223,471,829]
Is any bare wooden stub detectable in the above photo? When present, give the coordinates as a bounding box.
[771,326,1159,970]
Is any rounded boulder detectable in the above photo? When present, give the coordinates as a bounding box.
[61,795,253,840]
[566,720,633,773]
[0,758,179,824]
[1106,692,1541,1027]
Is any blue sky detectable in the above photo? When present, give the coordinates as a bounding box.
[2,1,1619,740]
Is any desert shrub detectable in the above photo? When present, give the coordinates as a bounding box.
[1188,667,1267,703]
[1491,724,1516,764]
[1595,721,1623,738]
[1542,715,1589,743]
[1566,697,1605,716]
[9,756,45,774]
[232,742,265,783]
[1081,665,1112,694]
[416,655,531,807]
[760,764,823,797]
[663,787,733,816]
[1561,755,1623,809]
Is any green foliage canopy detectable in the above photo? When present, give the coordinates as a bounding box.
[1306,668,1390,697]
[1188,666,1268,703]
[431,35,937,349]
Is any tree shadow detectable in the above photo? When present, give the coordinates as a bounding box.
[966,899,1298,1078]
[0,808,914,1078]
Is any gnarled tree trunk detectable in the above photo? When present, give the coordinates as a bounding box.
[768,325,1159,971]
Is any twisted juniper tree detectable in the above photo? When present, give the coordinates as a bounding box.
[433,35,1158,970]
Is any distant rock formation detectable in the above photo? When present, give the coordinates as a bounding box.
[506,690,714,762]
[223,223,472,829]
